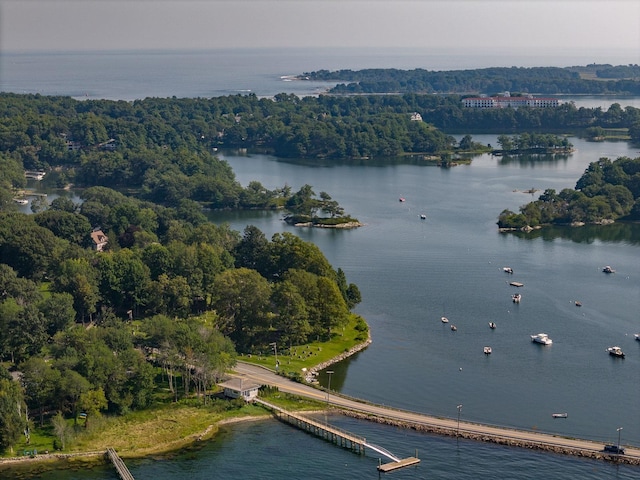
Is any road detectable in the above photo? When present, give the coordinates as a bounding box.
[233,362,640,463]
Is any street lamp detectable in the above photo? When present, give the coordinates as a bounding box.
[617,427,623,452]
[325,370,334,426]
[456,404,463,437]
[269,342,278,370]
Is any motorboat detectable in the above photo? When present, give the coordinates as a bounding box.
[531,333,553,345]
[450,325,457,331]
[635,334,640,341]
[488,322,496,329]
[575,301,582,307]
[503,267,513,274]
[607,346,625,358]
[13,198,28,205]
[420,214,426,219]
[603,265,615,273]
[399,197,406,202]
[483,346,492,355]
[512,293,521,303]
[441,316,449,323]
[552,413,568,419]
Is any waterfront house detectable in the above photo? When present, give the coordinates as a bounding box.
[219,377,261,401]
[90,229,109,251]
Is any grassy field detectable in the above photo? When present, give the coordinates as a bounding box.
[236,313,370,378]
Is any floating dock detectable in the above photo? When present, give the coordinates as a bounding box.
[509,281,524,287]
[378,456,421,472]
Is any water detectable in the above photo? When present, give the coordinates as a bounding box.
[2,48,639,109]
[3,48,640,478]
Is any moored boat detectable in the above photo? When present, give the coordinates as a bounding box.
[483,346,492,355]
[575,300,582,307]
[603,265,615,273]
[488,322,496,329]
[450,325,457,331]
[13,198,28,205]
[503,266,513,274]
[399,197,405,202]
[635,333,640,341]
[531,333,553,345]
[512,293,521,303]
[552,413,568,418]
[607,346,625,358]
[420,214,426,219]
[441,316,449,323]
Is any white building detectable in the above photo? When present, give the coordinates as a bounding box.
[462,94,560,109]
[219,377,261,401]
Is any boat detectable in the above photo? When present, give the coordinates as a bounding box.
[488,322,496,329]
[399,197,405,202]
[13,198,28,205]
[531,333,553,345]
[552,413,568,419]
[603,265,615,274]
[607,346,625,358]
[503,266,513,274]
[450,325,457,331]
[441,316,449,323]
[575,301,582,307]
[512,293,521,303]
[483,346,492,355]
[420,214,426,219]
[635,334,640,341]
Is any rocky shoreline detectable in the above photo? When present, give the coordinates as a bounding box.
[338,410,640,466]
[305,331,372,382]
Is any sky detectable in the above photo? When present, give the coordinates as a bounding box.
[0,0,639,57]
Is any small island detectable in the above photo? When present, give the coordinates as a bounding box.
[498,156,640,230]
[283,184,361,228]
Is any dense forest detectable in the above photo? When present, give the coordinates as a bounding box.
[498,156,640,229]
[1,88,640,453]
[301,64,640,95]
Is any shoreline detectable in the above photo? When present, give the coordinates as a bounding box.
[0,333,372,470]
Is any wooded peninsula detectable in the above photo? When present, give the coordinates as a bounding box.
[1,65,640,464]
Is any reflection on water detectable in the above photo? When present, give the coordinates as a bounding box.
[508,222,640,245]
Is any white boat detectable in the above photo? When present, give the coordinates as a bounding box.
[607,346,625,358]
[13,198,28,205]
[552,413,568,419]
[503,267,513,274]
[489,322,496,329]
[483,346,492,355]
[450,325,457,331]
[602,265,615,273]
[441,316,449,323]
[531,333,553,345]
[399,197,405,202]
[420,214,426,219]
[512,293,521,303]
[635,334,640,341]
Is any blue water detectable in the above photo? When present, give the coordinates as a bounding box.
[3,48,640,478]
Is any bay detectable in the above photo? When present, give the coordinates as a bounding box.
[1,48,639,109]
[3,47,640,478]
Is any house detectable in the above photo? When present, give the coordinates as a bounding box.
[218,377,261,401]
[90,229,108,251]
[410,112,423,121]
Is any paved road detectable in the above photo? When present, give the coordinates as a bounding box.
[233,362,640,462]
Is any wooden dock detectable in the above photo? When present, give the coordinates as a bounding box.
[378,456,421,472]
[106,448,134,480]
[255,398,419,471]
[509,281,524,287]
[255,398,366,454]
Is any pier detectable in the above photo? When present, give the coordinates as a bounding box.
[106,448,134,480]
[254,398,419,471]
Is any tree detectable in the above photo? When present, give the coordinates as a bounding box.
[0,378,26,454]
[211,268,271,350]
[78,388,108,429]
[51,412,70,451]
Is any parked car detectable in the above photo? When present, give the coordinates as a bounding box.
[603,445,625,454]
